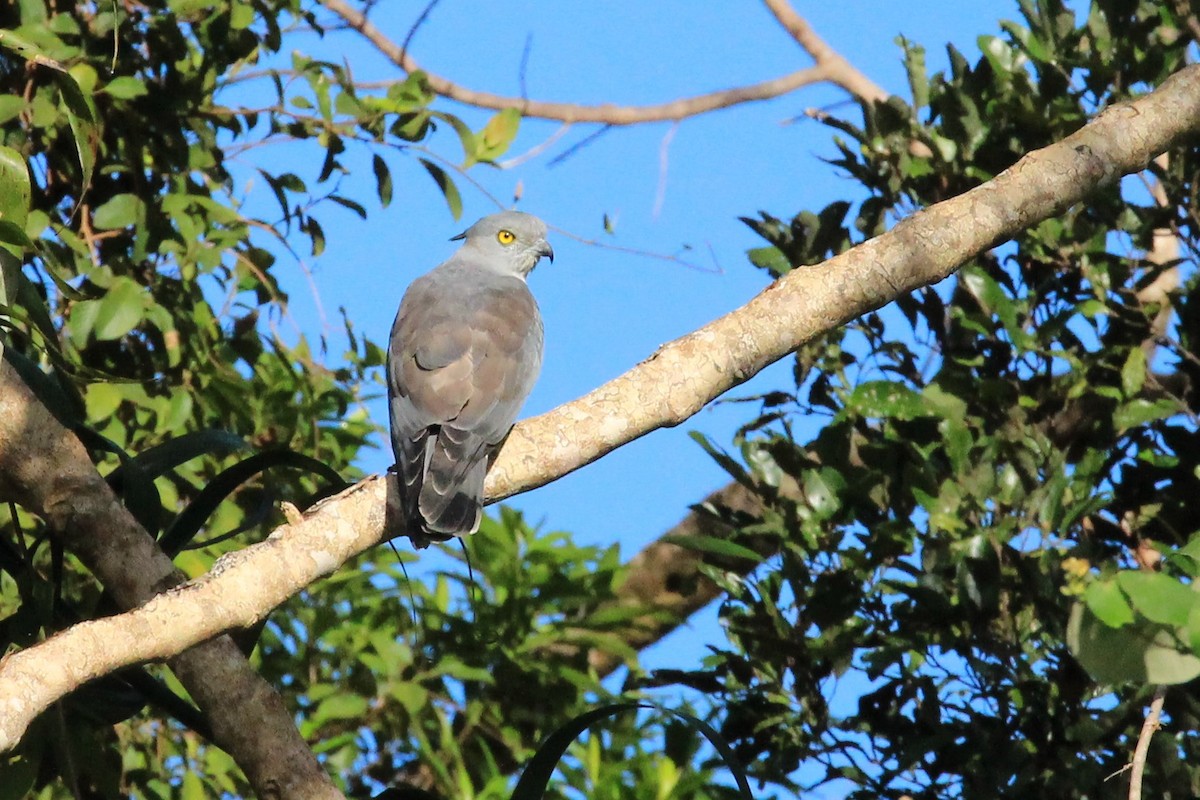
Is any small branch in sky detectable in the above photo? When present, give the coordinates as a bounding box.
[653,122,680,220]
[399,0,442,67]
[315,0,879,124]
[498,123,573,169]
[760,0,888,103]
[519,31,534,102]
[547,124,614,167]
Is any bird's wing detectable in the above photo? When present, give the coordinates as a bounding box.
[387,265,543,537]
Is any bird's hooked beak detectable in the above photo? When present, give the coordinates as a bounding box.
[537,240,555,264]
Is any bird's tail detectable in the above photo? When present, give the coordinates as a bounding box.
[417,425,487,537]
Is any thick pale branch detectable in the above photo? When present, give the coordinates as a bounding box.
[0,363,343,799]
[490,67,1200,499]
[318,0,876,124]
[3,64,1200,752]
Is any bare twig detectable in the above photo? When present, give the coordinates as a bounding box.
[546,125,613,166]
[1128,686,1167,800]
[315,0,883,125]
[398,0,442,66]
[497,123,573,169]
[761,0,889,102]
[652,122,679,219]
[518,31,534,102]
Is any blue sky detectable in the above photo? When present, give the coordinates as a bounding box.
[260,0,1012,548]
[234,2,1038,792]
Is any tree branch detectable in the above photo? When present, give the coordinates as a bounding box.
[317,0,883,125]
[761,0,889,102]
[3,63,1200,754]
[1128,686,1167,800]
[0,362,343,799]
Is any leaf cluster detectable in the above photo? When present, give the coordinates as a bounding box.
[698,1,1200,796]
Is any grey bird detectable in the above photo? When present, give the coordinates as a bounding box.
[387,211,552,547]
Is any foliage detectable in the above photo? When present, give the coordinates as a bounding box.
[698,0,1200,797]
[251,510,726,800]
[0,1,695,798]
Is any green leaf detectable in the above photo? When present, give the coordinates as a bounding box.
[0,28,64,65]
[181,771,205,800]
[433,111,479,166]
[746,245,790,275]
[53,71,98,204]
[106,430,247,487]
[0,220,33,257]
[0,145,31,251]
[16,0,48,23]
[1186,603,1200,658]
[1067,603,1200,685]
[688,431,753,488]
[388,683,429,716]
[1121,346,1146,398]
[93,276,145,340]
[372,154,392,207]
[0,95,24,125]
[85,381,123,421]
[92,193,145,229]
[158,449,346,557]
[900,36,929,109]
[803,466,846,520]
[1117,571,1196,627]
[229,0,255,30]
[0,142,30,359]
[1113,398,1177,431]
[1178,532,1200,565]
[0,252,16,360]
[0,755,38,800]
[1082,579,1133,628]
[418,159,462,220]
[511,702,753,800]
[103,76,148,99]
[312,693,368,724]
[661,534,763,563]
[478,106,521,161]
[848,381,925,419]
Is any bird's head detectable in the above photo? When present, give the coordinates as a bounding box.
[452,211,554,277]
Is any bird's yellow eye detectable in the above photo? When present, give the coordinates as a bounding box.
[497,229,516,245]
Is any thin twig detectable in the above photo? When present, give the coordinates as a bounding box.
[519,32,534,102]
[1128,686,1167,800]
[316,0,860,124]
[760,0,889,102]
[497,123,573,169]
[653,122,679,219]
[547,125,614,167]
[398,0,442,67]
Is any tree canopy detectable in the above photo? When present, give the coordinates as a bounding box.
[2,1,1200,799]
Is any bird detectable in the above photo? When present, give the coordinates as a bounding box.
[387,211,552,548]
